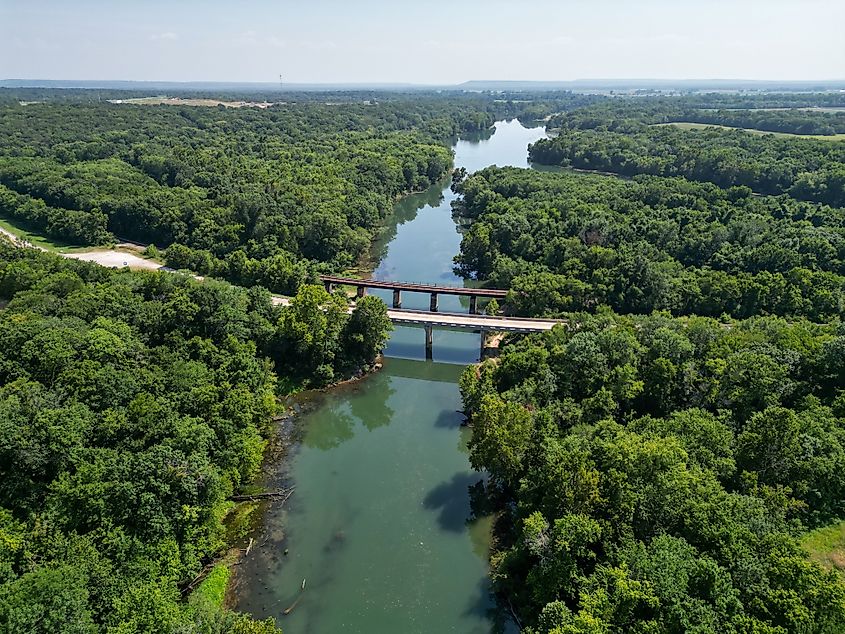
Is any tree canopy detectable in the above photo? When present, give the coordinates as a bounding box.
[461,313,845,633]
[454,167,845,320]
[0,240,392,632]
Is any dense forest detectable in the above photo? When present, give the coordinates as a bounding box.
[0,240,391,631]
[546,98,845,135]
[531,103,845,207]
[454,167,845,320]
[4,87,845,633]
[0,92,597,293]
[461,312,845,632]
[0,100,464,289]
[454,92,845,633]
[530,124,845,207]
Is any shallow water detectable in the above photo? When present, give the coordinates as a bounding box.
[233,120,547,633]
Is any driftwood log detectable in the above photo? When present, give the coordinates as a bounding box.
[229,487,295,503]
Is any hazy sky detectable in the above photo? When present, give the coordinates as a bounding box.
[2,0,843,83]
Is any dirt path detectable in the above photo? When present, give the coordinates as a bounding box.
[1,226,164,271]
[62,250,163,271]
[0,226,46,250]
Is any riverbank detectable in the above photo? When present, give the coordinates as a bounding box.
[229,120,548,633]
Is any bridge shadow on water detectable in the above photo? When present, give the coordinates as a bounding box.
[382,356,467,383]
[384,326,482,365]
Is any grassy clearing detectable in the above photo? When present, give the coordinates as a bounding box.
[190,564,231,609]
[655,122,845,141]
[0,216,99,253]
[802,520,845,578]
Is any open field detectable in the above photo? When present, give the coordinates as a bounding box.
[654,122,845,141]
[108,96,277,108]
[802,520,845,578]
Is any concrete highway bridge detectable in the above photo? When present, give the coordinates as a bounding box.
[313,276,564,358]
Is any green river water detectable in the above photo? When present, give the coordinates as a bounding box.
[233,120,548,633]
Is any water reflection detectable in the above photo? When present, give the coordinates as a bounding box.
[369,179,448,268]
[424,472,485,533]
[300,403,356,450]
[351,380,395,431]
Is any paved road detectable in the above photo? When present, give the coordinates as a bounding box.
[385,308,561,332]
[271,295,561,332]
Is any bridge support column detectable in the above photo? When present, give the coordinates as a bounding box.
[425,325,433,360]
[324,282,334,293]
[356,286,367,299]
[480,330,488,359]
[469,295,478,315]
[430,292,439,312]
[392,289,401,308]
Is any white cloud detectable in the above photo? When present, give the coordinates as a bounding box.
[150,32,178,41]
[228,31,286,49]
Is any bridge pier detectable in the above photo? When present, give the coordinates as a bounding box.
[479,330,488,359]
[425,324,433,360]
[393,289,401,308]
[324,282,334,293]
[469,295,478,315]
[356,286,367,299]
[430,292,439,312]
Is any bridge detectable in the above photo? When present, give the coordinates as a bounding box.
[387,308,561,359]
[272,293,563,359]
[282,277,563,358]
[1,234,561,358]
[319,275,508,314]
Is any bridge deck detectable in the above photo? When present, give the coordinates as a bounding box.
[386,308,560,332]
[319,275,508,298]
[271,295,560,333]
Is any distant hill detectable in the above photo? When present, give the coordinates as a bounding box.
[458,79,845,92]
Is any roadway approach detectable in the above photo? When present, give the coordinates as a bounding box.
[0,230,563,359]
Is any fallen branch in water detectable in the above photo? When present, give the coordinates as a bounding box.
[230,487,295,503]
[284,579,307,615]
[506,596,523,631]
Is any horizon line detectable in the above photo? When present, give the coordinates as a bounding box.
[4,78,845,86]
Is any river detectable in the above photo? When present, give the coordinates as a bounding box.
[232,119,548,633]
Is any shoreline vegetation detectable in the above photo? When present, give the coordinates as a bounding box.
[452,94,845,632]
[0,240,393,632]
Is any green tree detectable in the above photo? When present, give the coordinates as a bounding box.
[341,295,392,369]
